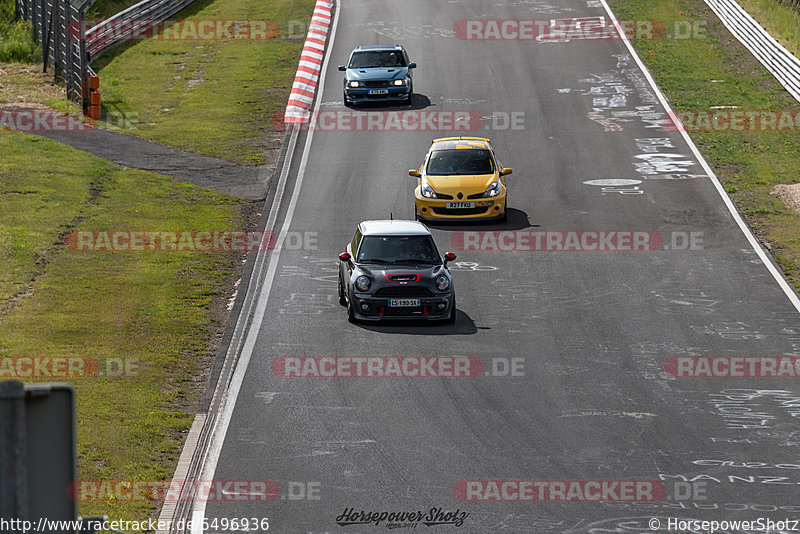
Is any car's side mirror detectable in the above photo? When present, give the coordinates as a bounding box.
[408,62,417,69]
[444,252,457,265]
[338,65,346,72]
[408,169,421,177]
[339,252,351,262]
[500,167,513,175]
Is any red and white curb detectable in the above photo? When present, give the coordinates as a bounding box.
[285,0,334,123]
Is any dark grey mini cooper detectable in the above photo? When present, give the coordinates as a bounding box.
[338,220,457,323]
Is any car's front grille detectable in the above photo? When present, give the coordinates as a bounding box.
[377,304,447,317]
[436,193,454,199]
[374,287,434,298]
[365,80,389,87]
[381,306,425,316]
[432,207,490,216]
[467,192,486,199]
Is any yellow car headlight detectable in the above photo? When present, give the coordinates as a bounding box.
[420,181,437,199]
[482,181,501,197]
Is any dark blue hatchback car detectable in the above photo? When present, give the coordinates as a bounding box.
[338,44,416,106]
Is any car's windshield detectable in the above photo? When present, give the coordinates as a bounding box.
[348,51,406,68]
[357,235,440,264]
[426,149,495,175]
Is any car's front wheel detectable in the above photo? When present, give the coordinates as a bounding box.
[338,274,347,306]
[347,296,357,323]
[343,91,352,107]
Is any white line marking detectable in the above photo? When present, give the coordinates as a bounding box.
[189,1,340,531]
[600,0,800,313]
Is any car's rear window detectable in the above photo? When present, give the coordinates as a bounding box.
[426,149,495,176]
[349,51,407,68]
[357,235,440,264]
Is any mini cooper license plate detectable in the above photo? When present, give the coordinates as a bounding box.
[369,89,389,95]
[389,299,420,307]
[446,202,474,209]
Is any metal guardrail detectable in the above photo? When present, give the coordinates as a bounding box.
[14,0,197,103]
[705,0,800,103]
[85,0,196,60]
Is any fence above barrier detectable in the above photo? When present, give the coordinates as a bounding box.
[14,0,200,114]
[705,0,800,103]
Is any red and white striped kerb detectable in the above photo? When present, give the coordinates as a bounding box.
[284,0,334,123]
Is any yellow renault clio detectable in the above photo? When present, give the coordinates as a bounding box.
[409,137,512,223]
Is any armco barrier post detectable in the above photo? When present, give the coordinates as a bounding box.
[86,73,101,118]
[24,383,78,531]
[0,381,78,530]
[0,380,28,518]
[77,0,92,103]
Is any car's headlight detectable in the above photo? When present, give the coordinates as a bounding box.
[420,180,438,199]
[355,275,371,292]
[482,181,502,197]
[393,79,407,86]
[348,80,362,88]
[435,274,450,291]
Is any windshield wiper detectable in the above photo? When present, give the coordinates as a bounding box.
[358,258,391,264]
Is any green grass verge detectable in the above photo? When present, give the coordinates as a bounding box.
[0,129,244,526]
[92,0,314,164]
[1,0,311,522]
[0,0,40,62]
[738,0,800,57]
[607,0,800,288]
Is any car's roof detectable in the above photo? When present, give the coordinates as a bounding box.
[352,44,405,52]
[431,137,492,151]
[359,219,431,236]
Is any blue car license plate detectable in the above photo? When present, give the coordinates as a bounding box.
[369,89,389,95]
[389,299,420,307]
